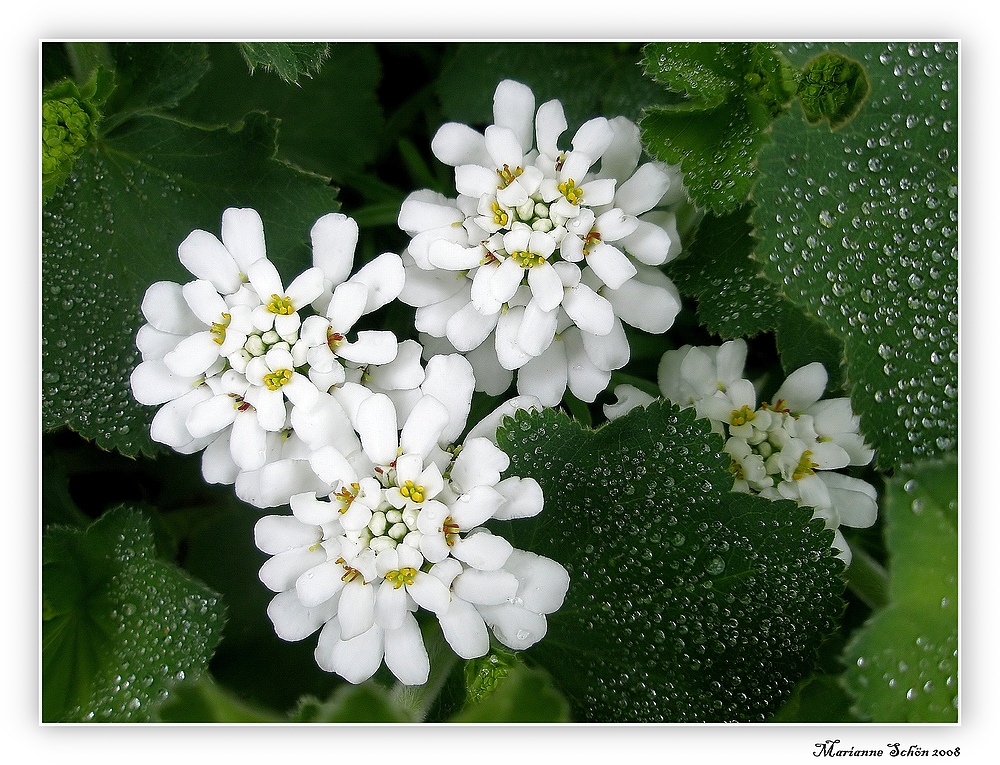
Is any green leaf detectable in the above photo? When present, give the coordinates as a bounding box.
[752,42,958,470]
[640,43,796,213]
[774,302,846,395]
[154,675,281,722]
[450,663,572,723]
[436,43,666,130]
[237,42,331,85]
[495,402,845,722]
[42,111,339,456]
[667,206,784,338]
[173,43,384,180]
[97,43,209,131]
[769,675,856,722]
[291,683,413,723]
[43,507,225,722]
[842,457,957,722]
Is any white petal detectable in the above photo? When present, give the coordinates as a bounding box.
[246,258,284,303]
[526,265,564,313]
[407,573,452,615]
[493,476,544,520]
[267,590,339,642]
[586,243,637,290]
[130,360,198,406]
[141,281,201,335]
[186,394,238,439]
[319,620,385,683]
[535,99,567,158]
[221,208,267,272]
[438,598,490,660]
[339,580,376,640]
[384,612,430,686]
[259,546,328,593]
[477,602,548,650]
[431,123,489,168]
[504,548,571,614]
[619,217,676,266]
[493,79,536,153]
[374,580,409,630]
[420,353,477,443]
[446,301,498,352]
[580,318,630,372]
[200,435,240,485]
[338,331,398,365]
[348,252,405,313]
[571,117,614,160]
[563,329,612,402]
[453,568,518,605]
[516,300,559,358]
[562,283,614,336]
[491,258,525,305]
[615,162,672,215]
[773,363,828,413]
[356,393,399,465]
[254,514,321,555]
[495,305,532,371]
[455,164,503,199]
[451,531,513,571]
[451,438,510,493]
[400,395,451,458]
[296,560,348,608]
[365,339,426,391]
[310,213,358,289]
[178,229,241,294]
[604,268,682,334]
[516,343,569,408]
[163,332,222,377]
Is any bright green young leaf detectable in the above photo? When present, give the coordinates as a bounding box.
[42,507,225,722]
[842,457,957,722]
[752,42,958,470]
[237,42,331,85]
[436,43,668,131]
[173,43,384,180]
[640,43,797,213]
[667,207,784,338]
[450,663,572,723]
[797,51,871,130]
[495,402,845,722]
[42,111,340,457]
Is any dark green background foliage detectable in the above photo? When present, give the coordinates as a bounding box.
[41,41,958,724]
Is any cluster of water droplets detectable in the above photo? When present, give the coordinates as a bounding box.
[67,512,223,722]
[501,403,843,721]
[43,157,188,454]
[758,42,957,465]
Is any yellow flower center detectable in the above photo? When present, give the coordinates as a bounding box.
[266,294,295,315]
[443,517,460,547]
[384,567,418,589]
[327,328,345,350]
[210,312,232,345]
[792,450,818,480]
[228,392,253,412]
[399,480,426,503]
[728,459,745,480]
[511,250,546,268]
[558,178,584,205]
[496,163,522,189]
[730,405,756,427]
[337,557,365,584]
[263,369,293,390]
[491,200,509,226]
[334,482,361,513]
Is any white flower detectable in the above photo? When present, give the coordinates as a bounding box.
[253,358,568,685]
[398,78,685,404]
[649,341,879,564]
[176,207,268,295]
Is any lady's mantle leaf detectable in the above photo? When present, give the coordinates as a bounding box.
[42,507,225,722]
[842,457,957,722]
[640,43,797,213]
[42,112,339,457]
[752,42,958,470]
[495,401,845,722]
[237,42,331,85]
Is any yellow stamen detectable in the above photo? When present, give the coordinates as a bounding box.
[491,200,509,226]
[443,517,460,547]
[334,482,361,513]
[730,405,756,427]
[511,250,546,268]
[210,312,232,345]
[266,294,295,315]
[384,567,418,589]
[337,557,364,584]
[557,178,584,205]
[792,450,818,480]
[399,479,426,503]
[263,369,293,390]
[496,164,522,189]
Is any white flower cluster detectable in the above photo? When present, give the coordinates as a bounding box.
[397,79,686,406]
[607,339,877,564]
[129,208,414,507]
[130,207,569,685]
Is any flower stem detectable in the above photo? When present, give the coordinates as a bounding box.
[845,545,890,611]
